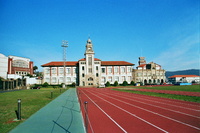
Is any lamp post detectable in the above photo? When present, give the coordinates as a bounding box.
[17,99,21,120]
[61,40,68,88]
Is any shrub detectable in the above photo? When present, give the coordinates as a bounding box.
[114,81,119,86]
[42,82,49,87]
[130,81,135,86]
[122,81,128,86]
[71,82,76,87]
[105,81,110,87]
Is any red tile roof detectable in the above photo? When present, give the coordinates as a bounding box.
[41,61,78,67]
[101,61,134,66]
[42,60,134,67]
[137,64,146,67]
[79,58,101,61]
[169,75,200,78]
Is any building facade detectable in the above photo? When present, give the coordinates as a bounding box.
[168,75,200,84]
[0,54,8,79]
[0,54,34,79]
[42,39,134,86]
[133,57,166,85]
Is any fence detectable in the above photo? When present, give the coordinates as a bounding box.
[0,78,26,91]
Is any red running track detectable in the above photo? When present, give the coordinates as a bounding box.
[78,87,200,133]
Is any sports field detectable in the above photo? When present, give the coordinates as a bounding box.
[78,86,200,133]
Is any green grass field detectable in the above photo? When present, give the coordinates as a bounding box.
[113,85,200,103]
[0,88,67,133]
[132,85,200,92]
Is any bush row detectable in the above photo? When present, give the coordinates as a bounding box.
[32,82,76,88]
[105,81,136,87]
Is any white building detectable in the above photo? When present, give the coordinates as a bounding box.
[0,54,8,79]
[42,39,134,86]
[168,75,200,84]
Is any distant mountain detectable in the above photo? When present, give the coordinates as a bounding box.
[166,69,200,78]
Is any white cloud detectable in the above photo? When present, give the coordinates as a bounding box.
[154,33,199,71]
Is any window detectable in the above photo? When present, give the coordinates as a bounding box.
[114,67,119,73]
[88,57,92,65]
[45,78,50,82]
[59,77,63,83]
[128,67,132,72]
[67,77,71,82]
[102,77,106,83]
[88,77,93,81]
[108,77,112,82]
[102,68,105,73]
[52,77,56,83]
[59,68,64,74]
[82,73,85,77]
[96,73,99,77]
[115,76,119,82]
[12,60,29,68]
[52,68,56,74]
[82,66,84,71]
[128,76,131,82]
[121,67,125,73]
[108,68,112,74]
[96,66,98,71]
[73,68,76,73]
[45,69,50,74]
[88,68,92,73]
[67,68,70,74]
[122,76,126,81]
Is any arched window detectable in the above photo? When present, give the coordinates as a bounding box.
[88,77,93,81]
[149,79,152,84]
[144,79,147,85]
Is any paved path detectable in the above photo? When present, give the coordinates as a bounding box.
[10,88,85,133]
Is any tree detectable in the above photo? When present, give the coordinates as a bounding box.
[33,66,38,74]
[114,81,118,86]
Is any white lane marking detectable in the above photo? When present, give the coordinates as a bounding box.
[117,89,200,111]
[115,88,200,108]
[99,90,200,118]
[81,97,95,133]
[81,90,128,133]
[91,89,200,131]
[86,90,169,133]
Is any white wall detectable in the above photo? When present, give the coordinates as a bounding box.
[0,54,8,79]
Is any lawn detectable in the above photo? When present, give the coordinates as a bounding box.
[113,85,200,103]
[0,88,67,133]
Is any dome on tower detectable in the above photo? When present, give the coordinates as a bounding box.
[87,38,92,43]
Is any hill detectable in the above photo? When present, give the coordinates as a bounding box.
[166,69,200,78]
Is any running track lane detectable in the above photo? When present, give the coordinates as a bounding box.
[78,87,200,133]
[78,88,125,133]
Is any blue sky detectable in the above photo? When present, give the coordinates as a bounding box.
[0,0,199,71]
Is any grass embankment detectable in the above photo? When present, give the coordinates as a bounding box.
[113,85,200,103]
[0,88,67,133]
